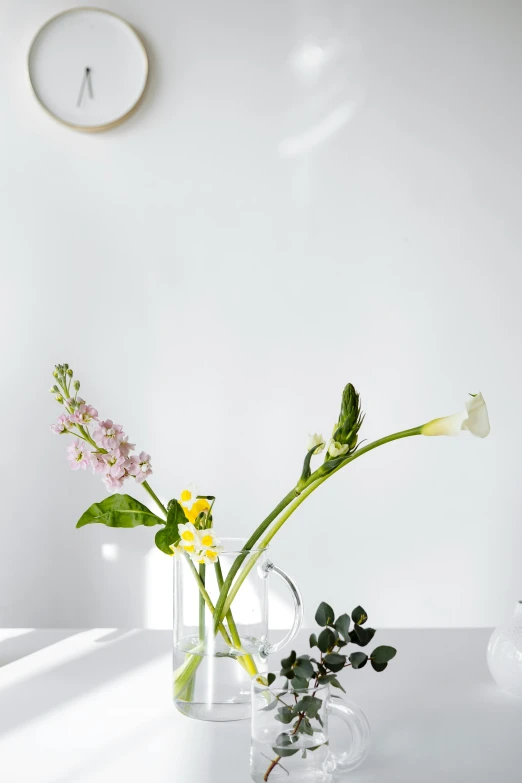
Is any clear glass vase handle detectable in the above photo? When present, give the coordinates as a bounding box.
[325,696,371,775]
[260,561,303,657]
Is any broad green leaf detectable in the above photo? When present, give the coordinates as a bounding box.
[295,695,323,720]
[351,606,368,625]
[274,733,299,756]
[329,677,346,693]
[76,494,163,529]
[167,498,188,530]
[315,601,335,627]
[297,718,314,736]
[371,660,388,672]
[334,613,351,641]
[155,525,179,555]
[349,652,368,669]
[275,706,295,724]
[155,498,190,554]
[291,676,310,691]
[274,746,299,758]
[267,672,276,686]
[309,633,318,648]
[349,625,375,647]
[317,627,336,653]
[294,658,314,679]
[371,645,397,664]
[323,653,346,673]
[281,651,297,669]
[261,699,278,712]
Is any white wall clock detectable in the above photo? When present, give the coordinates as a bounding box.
[28,7,149,132]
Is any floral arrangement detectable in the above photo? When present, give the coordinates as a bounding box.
[259,601,395,780]
[49,363,490,694]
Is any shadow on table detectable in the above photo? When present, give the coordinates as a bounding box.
[0,630,80,667]
[0,629,170,738]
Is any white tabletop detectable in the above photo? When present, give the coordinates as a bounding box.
[0,628,521,782]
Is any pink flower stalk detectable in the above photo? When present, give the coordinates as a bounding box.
[118,437,136,458]
[127,451,153,484]
[67,439,91,471]
[93,420,125,450]
[50,414,72,435]
[70,403,99,426]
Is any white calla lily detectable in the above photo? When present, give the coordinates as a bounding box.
[421,392,490,438]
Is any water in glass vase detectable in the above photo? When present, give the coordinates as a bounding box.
[250,736,329,782]
[173,539,303,722]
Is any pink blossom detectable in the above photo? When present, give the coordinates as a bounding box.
[127,451,153,484]
[93,419,125,450]
[70,403,99,426]
[67,439,91,471]
[118,436,136,458]
[103,473,125,490]
[90,451,107,474]
[50,414,71,435]
[101,451,127,490]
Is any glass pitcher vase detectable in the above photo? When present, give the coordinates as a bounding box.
[250,676,371,782]
[173,538,303,721]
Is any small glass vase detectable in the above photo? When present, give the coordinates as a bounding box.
[250,676,371,782]
[487,600,522,697]
[173,538,303,722]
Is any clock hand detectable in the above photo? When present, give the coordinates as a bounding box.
[76,67,88,108]
[86,67,94,100]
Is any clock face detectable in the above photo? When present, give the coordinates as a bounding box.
[28,8,149,131]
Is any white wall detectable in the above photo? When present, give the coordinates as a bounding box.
[1,0,521,630]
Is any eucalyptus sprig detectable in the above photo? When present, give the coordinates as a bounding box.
[260,601,396,780]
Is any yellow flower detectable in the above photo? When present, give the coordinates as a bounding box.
[177,522,198,553]
[180,485,210,523]
[183,498,210,523]
[194,531,224,565]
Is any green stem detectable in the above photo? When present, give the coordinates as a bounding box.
[219,427,422,619]
[212,489,298,633]
[198,563,206,642]
[215,561,259,677]
[214,561,240,645]
[142,480,168,518]
[183,553,233,647]
[174,653,203,699]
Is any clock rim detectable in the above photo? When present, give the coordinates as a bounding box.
[27,6,149,133]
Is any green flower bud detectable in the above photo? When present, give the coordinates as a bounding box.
[53,371,59,379]
[55,394,64,403]
[328,383,364,458]
[73,380,80,391]
[67,368,73,377]
[63,363,69,371]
